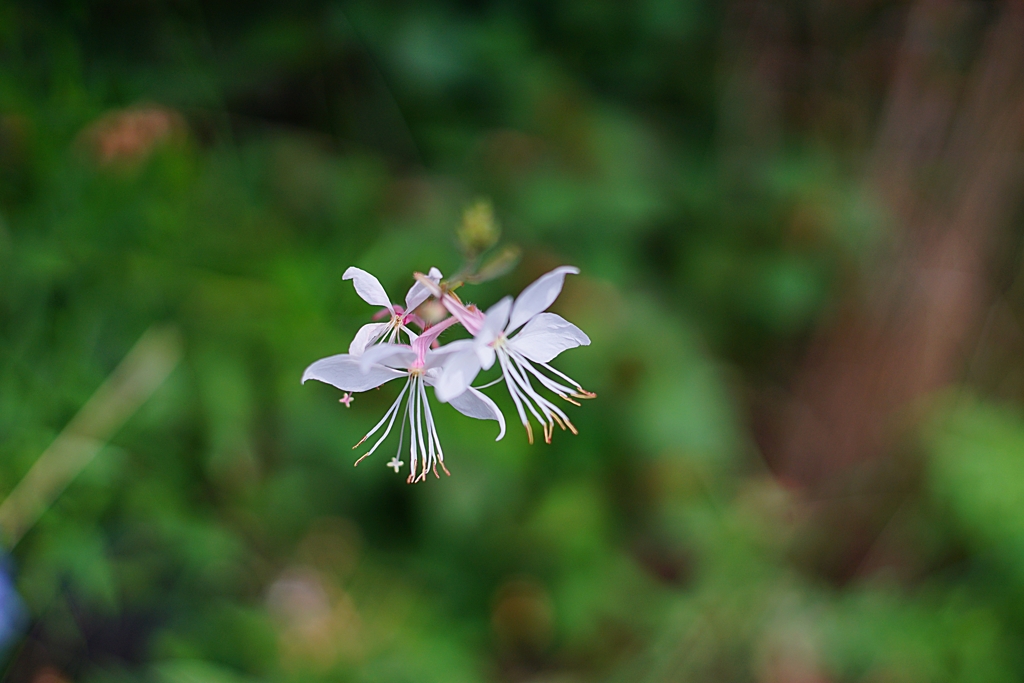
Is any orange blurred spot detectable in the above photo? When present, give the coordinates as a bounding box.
[31,667,69,683]
[266,566,364,670]
[78,104,185,166]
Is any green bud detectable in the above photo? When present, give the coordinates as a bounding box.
[458,199,500,255]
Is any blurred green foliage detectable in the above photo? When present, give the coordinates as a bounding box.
[2,1,1024,682]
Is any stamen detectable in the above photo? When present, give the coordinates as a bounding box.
[353,381,409,449]
[420,380,446,477]
[504,355,549,429]
[515,355,576,397]
[537,360,592,396]
[497,353,531,437]
[414,377,428,481]
[507,355,571,433]
[421,379,438,478]
[395,384,411,464]
[407,379,418,480]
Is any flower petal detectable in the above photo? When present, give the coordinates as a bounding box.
[302,354,404,391]
[509,312,590,363]
[343,267,394,312]
[434,349,482,402]
[507,266,579,333]
[423,338,473,369]
[445,386,506,441]
[348,322,389,356]
[482,296,513,337]
[475,342,496,371]
[405,266,442,313]
[358,343,417,372]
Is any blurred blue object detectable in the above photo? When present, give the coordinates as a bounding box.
[0,555,25,654]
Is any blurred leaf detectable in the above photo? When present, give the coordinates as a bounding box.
[154,660,254,683]
[927,397,1024,575]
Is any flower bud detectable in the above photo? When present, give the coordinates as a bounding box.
[457,199,500,255]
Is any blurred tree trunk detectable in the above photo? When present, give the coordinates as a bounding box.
[755,0,1024,579]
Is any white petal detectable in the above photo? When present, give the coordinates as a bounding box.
[507,266,579,333]
[349,322,389,356]
[422,339,473,369]
[343,267,394,312]
[358,343,417,372]
[434,349,482,403]
[302,354,404,391]
[475,342,496,370]
[483,296,513,336]
[509,312,590,363]
[445,387,506,441]
[404,266,442,312]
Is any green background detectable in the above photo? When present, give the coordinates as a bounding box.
[3,1,1024,681]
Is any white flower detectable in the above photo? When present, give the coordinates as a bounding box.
[434,266,593,444]
[343,266,442,355]
[301,326,505,482]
